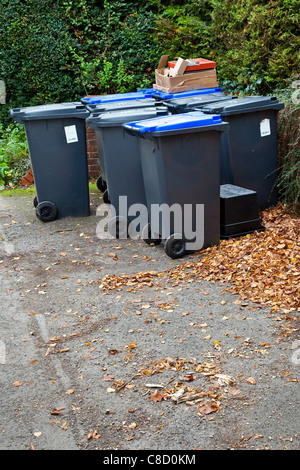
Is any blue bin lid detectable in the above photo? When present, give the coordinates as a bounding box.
[123,111,223,134]
[86,98,162,114]
[137,88,161,97]
[81,91,153,105]
[152,87,222,101]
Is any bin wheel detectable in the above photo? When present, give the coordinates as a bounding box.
[142,223,161,246]
[36,201,57,222]
[33,196,38,208]
[164,233,186,259]
[108,216,128,239]
[96,175,107,193]
[103,189,110,204]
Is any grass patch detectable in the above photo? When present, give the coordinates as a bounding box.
[1,181,99,198]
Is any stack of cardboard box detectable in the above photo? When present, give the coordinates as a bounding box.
[153,55,219,94]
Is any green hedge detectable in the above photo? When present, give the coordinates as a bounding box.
[1,0,299,124]
[0,0,161,127]
[152,0,299,94]
[0,0,299,204]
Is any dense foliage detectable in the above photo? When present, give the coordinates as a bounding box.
[0,0,299,204]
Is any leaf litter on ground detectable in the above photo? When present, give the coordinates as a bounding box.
[98,204,299,314]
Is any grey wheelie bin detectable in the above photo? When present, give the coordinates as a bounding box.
[86,106,168,238]
[162,92,235,114]
[10,102,90,222]
[85,99,165,193]
[200,96,284,210]
[151,87,222,101]
[80,89,158,106]
[123,111,228,258]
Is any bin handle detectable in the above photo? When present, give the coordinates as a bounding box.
[10,108,21,115]
[123,124,144,138]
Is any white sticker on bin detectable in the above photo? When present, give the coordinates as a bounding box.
[260,118,271,137]
[64,125,78,143]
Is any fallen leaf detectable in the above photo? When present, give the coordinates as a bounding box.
[13,381,22,387]
[246,377,256,385]
[128,422,137,429]
[151,390,165,402]
[183,374,196,382]
[104,374,114,382]
[87,430,101,440]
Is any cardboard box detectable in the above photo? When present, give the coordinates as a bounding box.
[154,55,218,93]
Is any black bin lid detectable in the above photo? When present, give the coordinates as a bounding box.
[86,106,168,128]
[86,98,163,114]
[10,102,89,123]
[163,92,234,113]
[201,96,284,116]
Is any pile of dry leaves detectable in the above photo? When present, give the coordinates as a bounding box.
[99,204,299,314]
[170,204,300,313]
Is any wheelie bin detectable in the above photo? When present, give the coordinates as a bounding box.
[123,111,228,258]
[10,102,90,221]
[151,87,222,101]
[162,92,235,114]
[200,96,284,210]
[85,98,166,193]
[86,106,168,238]
[81,89,158,106]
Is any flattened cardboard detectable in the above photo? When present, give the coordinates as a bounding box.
[169,57,188,77]
[157,55,169,69]
[154,68,218,93]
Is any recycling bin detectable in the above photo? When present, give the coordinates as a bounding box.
[10,102,90,221]
[123,111,228,258]
[151,87,222,101]
[220,184,264,238]
[85,98,165,193]
[85,98,164,115]
[200,96,284,210]
[81,89,158,106]
[86,106,168,237]
[162,92,235,114]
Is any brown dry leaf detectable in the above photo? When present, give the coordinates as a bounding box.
[183,374,196,382]
[13,381,22,387]
[87,430,101,440]
[197,401,221,417]
[246,377,256,385]
[104,374,114,382]
[128,422,137,429]
[151,390,165,402]
[125,342,138,350]
[59,348,70,354]
[61,422,68,430]
[165,204,300,313]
